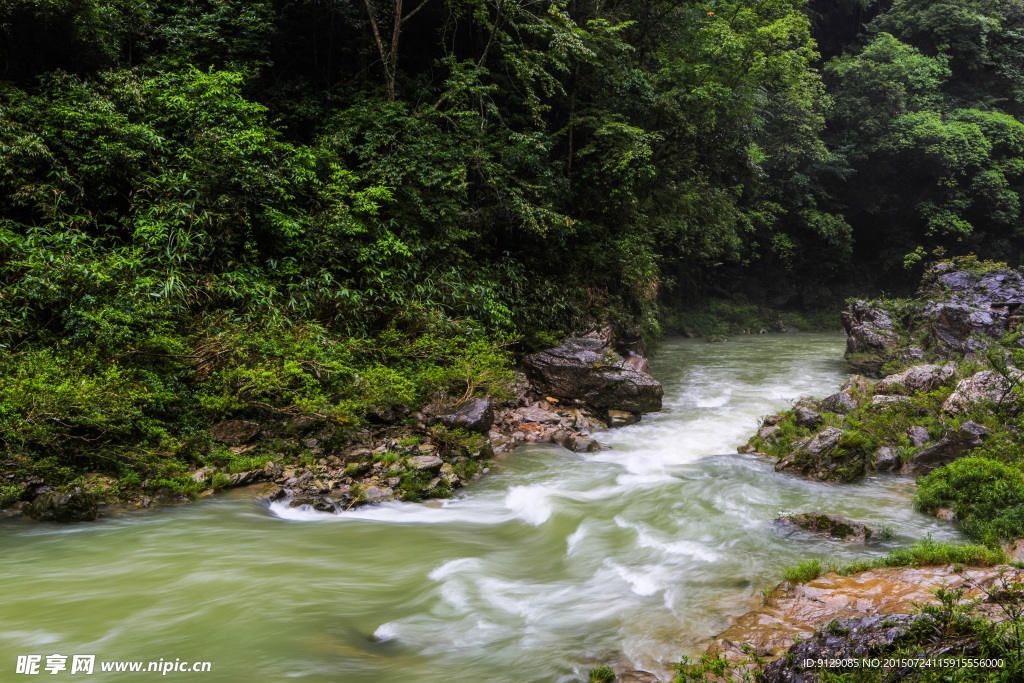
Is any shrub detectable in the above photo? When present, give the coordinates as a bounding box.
[915,458,1024,545]
[589,665,616,683]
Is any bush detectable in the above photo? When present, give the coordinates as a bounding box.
[589,665,616,683]
[915,458,1024,545]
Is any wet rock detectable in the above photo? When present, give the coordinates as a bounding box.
[522,337,663,413]
[841,301,899,355]
[777,513,874,542]
[289,495,335,512]
[819,391,857,415]
[760,614,920,683]
[776,427,864,481]
[943,369,1022,413]
[874,446,900,471]
[23,488,98,522]
[623,352,650,374]
[361,486,394,503]
[407,455,444,471]
[794,406,823,428]
[937,507,958,521]
[606,409,640,428]
[209,420,260,444]
[550,430,574,449]
[437,397,495,434]
[874,364,957,395]
[907,425,932,447]
[704,565,1022,665]
[573,436,601,453]
[900,421,990,476]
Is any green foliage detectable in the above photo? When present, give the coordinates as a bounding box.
[589,664,616,683]
[916,457,1024,546]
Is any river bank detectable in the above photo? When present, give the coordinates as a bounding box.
[686,259,1024,682]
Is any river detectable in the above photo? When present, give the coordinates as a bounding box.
[0,333,961,682]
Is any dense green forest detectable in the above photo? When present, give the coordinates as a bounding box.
[2,0,1024,494]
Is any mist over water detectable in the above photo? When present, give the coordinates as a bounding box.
[0,334,961,682]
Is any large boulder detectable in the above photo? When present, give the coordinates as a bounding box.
[23,488,98,522]
[841,301,899,355]
[522,337,663,413]
[921,265,1024,355]
[943,369,1022,413]
[437,397,494,434]
[873,364,956,395]
[899,421,989,476]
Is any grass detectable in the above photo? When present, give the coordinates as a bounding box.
[778,538,1007,585]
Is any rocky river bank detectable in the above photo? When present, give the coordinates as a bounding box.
[689,258,1024,681]
[10,324,664,522]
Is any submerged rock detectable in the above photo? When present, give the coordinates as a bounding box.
[522,337,663,413]
[606,409,640,428]
[777,513,874,542]
[23,488,98,523]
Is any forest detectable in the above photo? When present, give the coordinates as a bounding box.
[2,0,1024,493]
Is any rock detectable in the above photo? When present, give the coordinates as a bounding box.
[522,337,663,413]
[900,421,990,476]
[606,409,640,428]
[777,513,874,542]
[623,353,649,374]
[407,455,444,471]
[23,488,98,522]
[794,406,823,428]
[841,301,899,355]
[943,369,1022,413]
[841,375,873,394]
[573,437,601,453]
[819,391,857,415]
[874,446,900,471]
[289,495,335,512]
[550,430,574,449]
[921,266,1024,355]
[515,406,562,423]
[907,425,931,447]
[760,614,920,682]
[874,364,957,395]
[361,486,394,503]
[228,470,265,486]
[190,467,209,484]
[209,420,260,444]
[870,395,911,406]
[757,424,780,440]
[437,397,495,434]
[704,564,1023,665]
[936,507,958,521]
[775,427,865,481]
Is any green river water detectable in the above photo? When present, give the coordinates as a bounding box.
[0,333,962,682]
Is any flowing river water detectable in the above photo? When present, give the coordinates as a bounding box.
[0,333,962,682]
